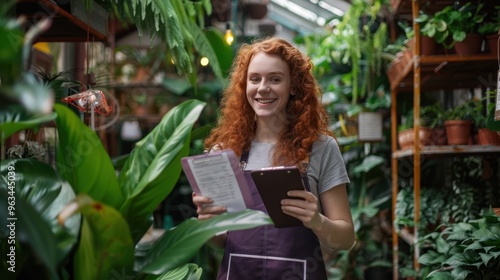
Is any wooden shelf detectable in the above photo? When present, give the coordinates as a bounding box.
[390,0,497,20]
[15,0,109,43]
[393,145,500,158]
[387,51,498,92]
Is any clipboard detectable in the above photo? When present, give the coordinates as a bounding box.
[181,149,253,212]
[250,166,306,228]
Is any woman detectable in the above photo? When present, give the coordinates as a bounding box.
[192,37,354,279]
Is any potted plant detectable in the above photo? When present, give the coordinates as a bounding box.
[478,7,500,54]
[472,101,500,145]
[418,210,500,280]
[414,10,449,55]
[397,107,433,150]
[444,100,475,145]
[440,2,485,55]
[421,103,448,145]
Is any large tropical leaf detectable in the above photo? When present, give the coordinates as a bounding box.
[0,110,56,140]
[118,99,206,242]
[0,159,78,279]
[0,188,61,279]
[59,194,134,280]
[136,210,273,274]
[204,27,234,79]
[187,22,224,82]
[142,263,202,280]
[54,104,123,210]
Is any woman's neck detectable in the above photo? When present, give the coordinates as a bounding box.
[254,117,285,144]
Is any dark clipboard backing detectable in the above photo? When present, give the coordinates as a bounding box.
[250,166,306,228]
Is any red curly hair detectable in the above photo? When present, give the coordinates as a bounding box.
[205,37,333,166]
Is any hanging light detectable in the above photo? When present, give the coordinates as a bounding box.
[224,22,234,45]
[200,56,209,66]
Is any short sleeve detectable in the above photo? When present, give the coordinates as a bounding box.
[307,135,350,195]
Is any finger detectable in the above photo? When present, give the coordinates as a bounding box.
[193,196,213,207]
[197,204,227,215]
[287,190,317,202]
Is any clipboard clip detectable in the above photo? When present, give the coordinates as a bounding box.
[240,160,247,170]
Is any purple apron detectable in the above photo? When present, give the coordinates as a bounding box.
[216,153,327,280]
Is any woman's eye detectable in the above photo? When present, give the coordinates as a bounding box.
[270,77,281,83]
[249,77,260,83]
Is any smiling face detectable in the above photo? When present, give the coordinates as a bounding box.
[246,52,292,122]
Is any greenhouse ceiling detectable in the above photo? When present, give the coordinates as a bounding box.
[268,0,351,33]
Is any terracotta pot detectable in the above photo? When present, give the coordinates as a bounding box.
[486,34,499,55]
[444,120,472,145]
[431,127,447,145]
[397,127,433,150]
[477,128,500,145]
[398,129,413,150]
[420,36,437,55]
[454,34,484,56]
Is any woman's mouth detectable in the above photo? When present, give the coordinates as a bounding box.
[256,99,276,104]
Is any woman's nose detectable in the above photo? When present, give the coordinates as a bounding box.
[258,83,270,93]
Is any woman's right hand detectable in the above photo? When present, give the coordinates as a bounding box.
[192,192,227,220]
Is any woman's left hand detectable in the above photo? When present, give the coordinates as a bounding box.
[281,190,322,230]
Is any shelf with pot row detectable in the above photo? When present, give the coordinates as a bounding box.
[386,50,499,93]
[392,144,500,158]
[388,1,500,278]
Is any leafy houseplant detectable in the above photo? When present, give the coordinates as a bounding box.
[421,103,448,145]
[439,2,485,54]
[397,107,434,150]
[478,6,500,54]
[444,99,476,145]
[0,14,271,279]
[329,155,392,280]
[418,210,500,280]
[415,11,448,43]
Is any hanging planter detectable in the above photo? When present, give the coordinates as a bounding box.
[244,0,269,20]
[211,0,231,22]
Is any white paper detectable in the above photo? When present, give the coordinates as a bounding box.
[187,152,247,212]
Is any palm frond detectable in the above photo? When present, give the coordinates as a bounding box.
[90,0,216,77]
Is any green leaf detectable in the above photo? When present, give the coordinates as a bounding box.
[427,270,453,280]
[118,99,206,242]
[0,188,61,279]
[0,159,79,265]
[0,110,56,140]
[143,263,202,280]
[419,251,446,265]
[352,155,384,175]
[67,195,135,280]
[136,210,272,274]
[54,104,123,209]
[204,27,234,79]
[486,105,500,131]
